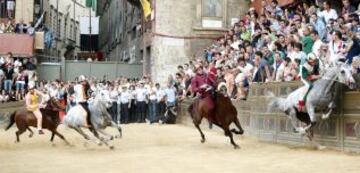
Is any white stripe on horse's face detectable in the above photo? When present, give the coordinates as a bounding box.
[338,64,355,89]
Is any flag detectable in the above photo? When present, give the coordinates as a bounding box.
[86,0,97,11]
[140,0,151,19]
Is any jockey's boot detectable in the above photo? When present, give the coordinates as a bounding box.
[297,100,305,112]
[38,129,45,135]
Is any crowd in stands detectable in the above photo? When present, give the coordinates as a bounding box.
[0,52,38,102]
[171,0,360,101]
[0,18,35,35]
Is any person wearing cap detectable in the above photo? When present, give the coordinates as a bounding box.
[25,83,46,134]
[74,75,92,127]
[298,53,321,111]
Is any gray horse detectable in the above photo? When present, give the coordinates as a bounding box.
[63,89,122,149]
[268,62,355,147]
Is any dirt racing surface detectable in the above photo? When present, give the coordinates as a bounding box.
[1,124,360,173]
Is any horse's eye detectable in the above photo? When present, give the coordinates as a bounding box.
[341,70,345,74]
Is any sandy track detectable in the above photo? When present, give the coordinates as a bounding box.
[0,124,360,173]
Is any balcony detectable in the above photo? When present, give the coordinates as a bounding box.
[0,34,34,57]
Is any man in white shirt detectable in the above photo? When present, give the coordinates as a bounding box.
[164,83,176,107]
[155,83,166,119]
[311,30,324,57]
[48,82,59,98]
[73,75,92,127]
[133,81,148,123]
[161,83,177,124]
[148,85,158,123]
[109,84,119,122]
[13,58,22,74]
[119,85,131,124]
[320,1,338,24]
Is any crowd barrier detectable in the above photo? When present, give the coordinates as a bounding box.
[178,81,360,152]
[1,81,360,152]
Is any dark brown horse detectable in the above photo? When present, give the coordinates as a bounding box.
[188,89,244,149]
[5,97,70,144]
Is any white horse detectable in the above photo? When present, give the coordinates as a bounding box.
[268,62,356,148]
[63,89,122,149]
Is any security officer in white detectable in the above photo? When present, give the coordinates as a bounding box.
[74,75,92,127]
[133,81,148,123]
[119,85,132,124]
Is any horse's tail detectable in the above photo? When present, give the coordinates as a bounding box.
[5,111,16,131]
[267,91,287,112]
[231,118,244,135]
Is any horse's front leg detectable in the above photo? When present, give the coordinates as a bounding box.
[288,108,302,133]
[303,106,317,134]
[89,127,114,150]
[322,102,335,120]
[97,129,115,141]
[110,121,122,138]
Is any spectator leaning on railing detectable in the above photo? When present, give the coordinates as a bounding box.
[170,0,360,101]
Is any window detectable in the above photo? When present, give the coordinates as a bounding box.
[202,0,223,17]
[58,18,61,38]
[70,23,73,40]
[201,0,226,28]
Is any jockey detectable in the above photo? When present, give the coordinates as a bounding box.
[191,63,217,122]
[74,75,92,127]
[298,53,321,111]
[25,83,46,134]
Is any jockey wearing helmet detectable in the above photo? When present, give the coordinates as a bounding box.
[191,63,217,122]
[298,53,321,111]
[25,83,46,134]
[74,75,92,127]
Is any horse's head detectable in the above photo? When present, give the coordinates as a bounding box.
[94,89,112,108]
[46,97,66,112]
[217,82,228,96]
[337,62,356,89]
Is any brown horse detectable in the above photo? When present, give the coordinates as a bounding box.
[5,97,70,144]
[188,89,244,149]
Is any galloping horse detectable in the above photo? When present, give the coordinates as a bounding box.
[188,85,244,149]
[5,97,70,144]
[63,89,122,149]
[268,62,355,147]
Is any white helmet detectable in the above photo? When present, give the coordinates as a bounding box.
[78,75,86,82]
[307,53,317,61]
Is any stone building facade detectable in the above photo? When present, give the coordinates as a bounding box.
[98,0,249,83]
[41,0,95,60]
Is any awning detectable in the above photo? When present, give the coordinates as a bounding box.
[0,34,34,57]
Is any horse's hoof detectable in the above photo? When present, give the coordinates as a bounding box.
[115,134,122,139]
[110,136,114,140]
[234,145,240,149]
[97,141,103,146]
[200,139,206,143]
[29,134,33,138]
[52,143,57,147]
[109,146,115,150]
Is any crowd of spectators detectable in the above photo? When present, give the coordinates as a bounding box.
[171,0,360,101]
[0,18,35,35]
[0,52,38,102]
